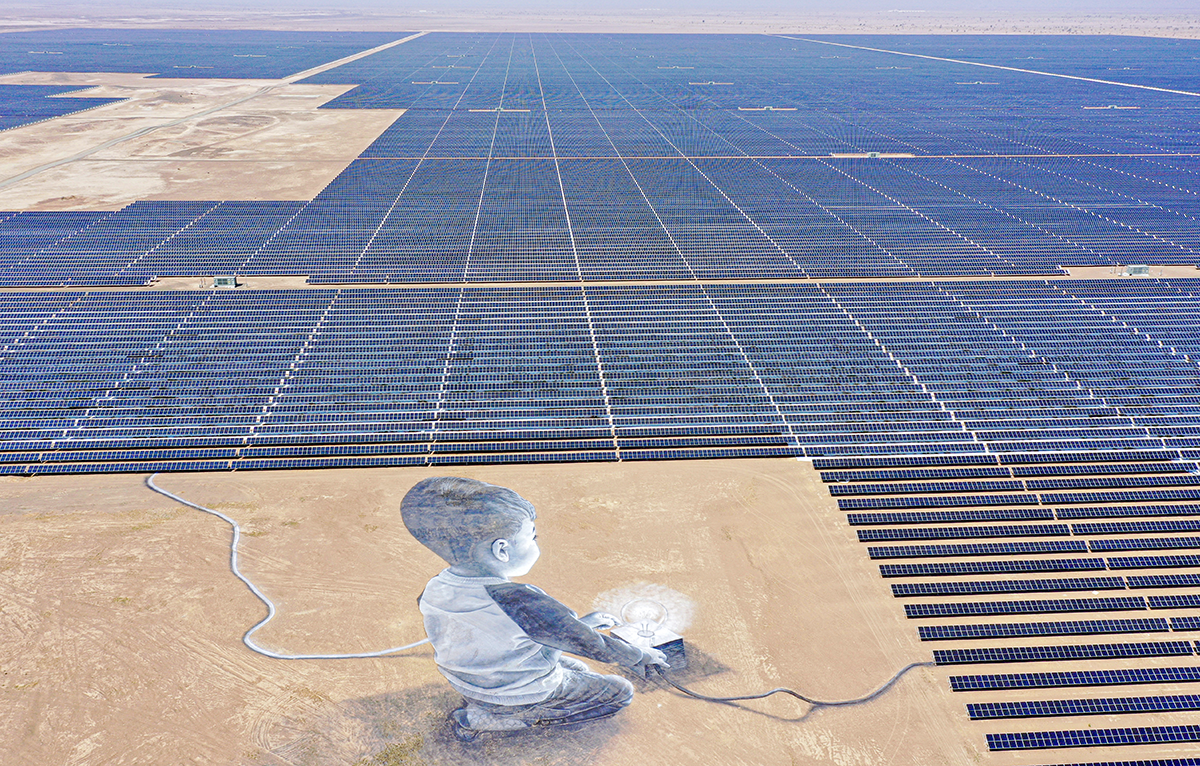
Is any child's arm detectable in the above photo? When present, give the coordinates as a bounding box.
[578,611,618,629]
[486,582,666,671]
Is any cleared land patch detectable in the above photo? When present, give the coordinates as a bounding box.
[0,72,404,209]
[0,458,970,766]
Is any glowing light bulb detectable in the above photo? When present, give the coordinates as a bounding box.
[621,599,668,641]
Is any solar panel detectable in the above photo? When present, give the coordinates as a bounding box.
[1149,595,1200,610]
[906,597,1147,619]
[969,693,1200,720]
[848,508,1054,525]
[879,558,1106,577]
[998,451,1178,465]
[952,665,1200,691]
[918,618,1169,641]
[934,641,1194,666]
[1028,759,1200,766]
[0,34,1199,510]
[1108,555,1200,570]
[840,494,1040,511]
[1127,574,1200,589]
[813,455,999,469]
[987,724,1200,751]
[1073,520,1200,535]
[860,524,1069,542]
[1059,504,1200,520]
[870,541,1088,559]
[1090,537,1200,553]
[893,577,1125,597]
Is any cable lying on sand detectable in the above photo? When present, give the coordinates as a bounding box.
[653,661,935,707]
[145,473,430,660]
[146,473,928,716]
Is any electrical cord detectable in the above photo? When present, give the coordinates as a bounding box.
[146,472,928,707]
[652,661,935,707]
[145,473,430,660]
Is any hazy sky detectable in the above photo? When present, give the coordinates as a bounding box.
[15,0,1199,13]
[430,0,1196,11]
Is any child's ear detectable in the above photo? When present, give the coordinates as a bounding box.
[491,538,510,562]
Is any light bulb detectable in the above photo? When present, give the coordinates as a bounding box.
[621,598,668,641]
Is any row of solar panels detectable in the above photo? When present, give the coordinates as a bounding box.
[354,104,1200,159]
[894,574,1200,596]
[817,442,1200,756]
[835,475,1200,496]
[919,617,1196,641]
[865,526,1200,543]
[1,280,1199,472]
[3,150,1200,283]
[809,33,1200,92]
[0,29,401,81]
[856,507,1200,526]
[0,84,122,133]
[303,33,1198,119]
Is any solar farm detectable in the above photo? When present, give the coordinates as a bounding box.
[6,28,1200,766]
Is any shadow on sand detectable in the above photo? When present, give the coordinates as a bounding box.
[250,683,622,765]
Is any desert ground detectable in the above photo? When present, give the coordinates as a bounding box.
[5,15,1200,766]
[6,459,1200,765]
[0,73,403,210]
[2,459,973,766]
[0,33,423,210]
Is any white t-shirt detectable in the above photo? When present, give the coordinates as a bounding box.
[418,569,644,705]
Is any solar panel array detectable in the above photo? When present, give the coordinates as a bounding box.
[970,693,1200,720]
[3,32,1200,284]
[934,641,1194,665]
[810,270,1200,759]
[820,445,1200,761]
[0,29,399,80]
[1,279,1200,473]
[807,34,1200,92]
[0,84,122,133]
[988,725,1200,750]
[5,30,1200,764]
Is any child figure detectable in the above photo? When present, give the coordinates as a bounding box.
[401,476,669,739]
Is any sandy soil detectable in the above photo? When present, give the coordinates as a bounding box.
[3,23,1198,213]
[0,269,1195,293]
[2,17,1200,765]
[1066,264,1200,279]
[0,74,404,210]
[136,267,1199,288]
[0,458,985,766]
[7,459,1200,765]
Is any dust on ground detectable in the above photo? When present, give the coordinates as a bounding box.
[0,73,403,210]
[0,459,977,766]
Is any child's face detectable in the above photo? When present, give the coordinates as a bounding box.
[496,517,540,577]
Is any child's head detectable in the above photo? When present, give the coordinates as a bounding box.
[401,477,539,577]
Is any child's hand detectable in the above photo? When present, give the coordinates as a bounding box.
[630,646,671,678]
[578,611,619,629]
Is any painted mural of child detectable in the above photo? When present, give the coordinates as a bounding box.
[401,476,669,739]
